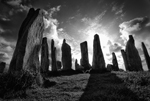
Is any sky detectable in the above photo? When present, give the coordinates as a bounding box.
[0,0,150,70]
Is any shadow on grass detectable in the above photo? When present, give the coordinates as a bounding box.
[79,72,144,101]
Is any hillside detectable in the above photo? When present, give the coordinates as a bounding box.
[1,71,149,101]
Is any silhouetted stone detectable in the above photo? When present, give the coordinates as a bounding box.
[9,8,39,73]
[57,61,62,70]
[141,42,150,70]
[121,49,129,71]
[51,39,57,71]
[75,59,83,70]
[0,62,6,73]
[80,41,91,70]
[41,37,49,74]
[61,39,72,70]
[112,52,119,71]
[125,35,143,71]
[92,34,105,70]
[106,64,113,71]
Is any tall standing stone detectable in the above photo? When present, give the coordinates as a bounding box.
[23,8,44,75]
[141,42,150,70]
[9,8,39,73]
[41,37,49,74]
[75,59,84,71]
[57,61,62,70]
[112,52,119,71]
[121,49,129,71]
[80,41,91,70]
[92,34,105,70]
[61,39,72,70]
[125,35,143,71]
[0,62,6,73]
[51,39,57,71]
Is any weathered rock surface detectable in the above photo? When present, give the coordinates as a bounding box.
[57,61,62,70]
[61,39,72,70]
[9,8,39,73]
[106,64,113,71]
[125,35,143,71]
[112,52,119,71]
[141,42,150,70]
[0,62,6,73]
[41,37,49,74]
[92,34,105,70]
[51,39,57,72]
[80,41,91,70]
[121,49,129,71]
[22,9,44,75]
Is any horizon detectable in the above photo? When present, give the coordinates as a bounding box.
[0,0,150,71]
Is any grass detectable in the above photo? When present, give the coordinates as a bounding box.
[0,71,150,101]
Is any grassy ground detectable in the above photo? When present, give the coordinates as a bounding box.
[1,71,150,101]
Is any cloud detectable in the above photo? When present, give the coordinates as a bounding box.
[43,5,80,70]
[0,52,9,62]
[112,4,124,15]
[119,17,150,70]
[107,40,123,53]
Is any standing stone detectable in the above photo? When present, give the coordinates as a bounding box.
[141,42,150,70]
[106,64,113,71]
[51,39,57,72]
[92,34,105,70]
[112,52,119,71]
[125,35,143,71]
[80,41,91,70]
[57,61,62,70]
[121,49,129,71]
[61,39,72,70]
[75,59,84,71]
[41,37,49,74]
[22,8,44,75]
[9,8,39,73]
[0,62,6,73]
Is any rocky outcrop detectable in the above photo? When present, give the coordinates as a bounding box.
[125,35,143,71]
[61,39,72,70]
[57,61,62,70]
[41,37,49,74]
[51,39,57,72]
[112,52,119,71]
[80,41,91,70]
[121,49,129,71]
[141,42,150,70]
[0,62,6,73]
[92,34,105,70]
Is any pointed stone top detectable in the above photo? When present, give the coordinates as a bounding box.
[94,34,99,37]
[43,37,47,40]
[63,39,66,43]
[141,42,144,45]
[129,35,134,44]
[112,52,115,55]
[51,39,54,43]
